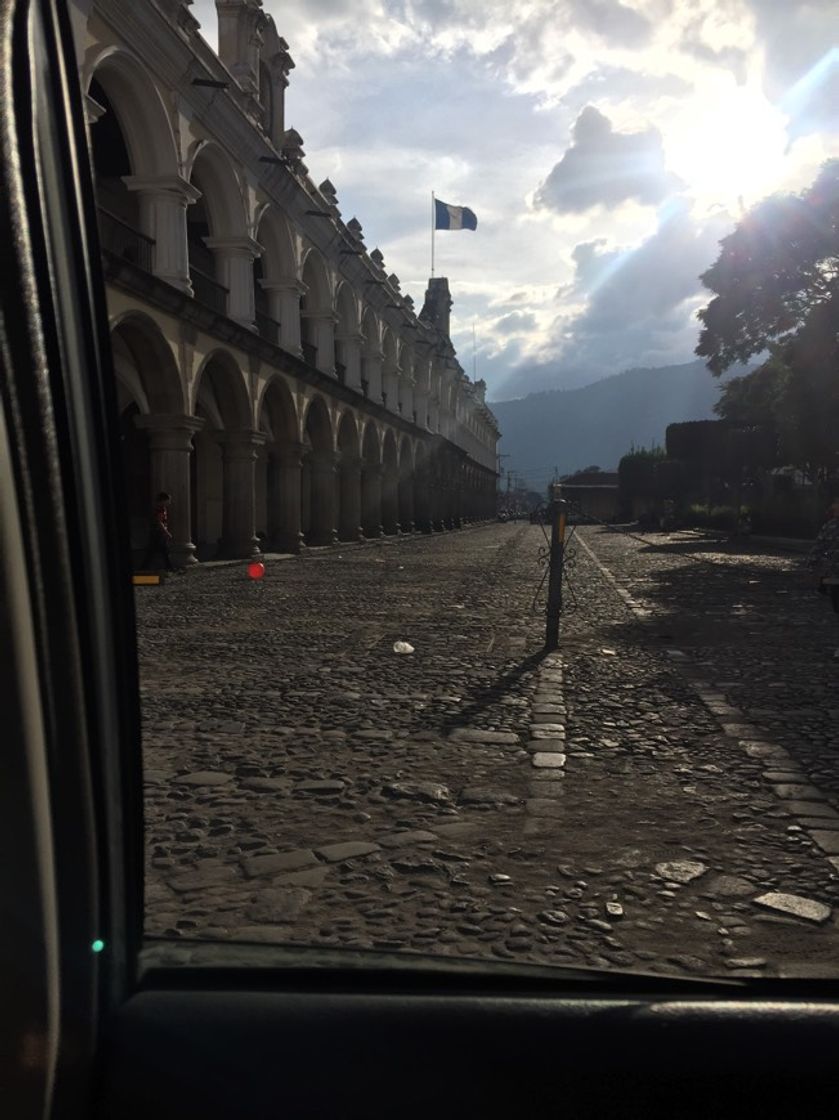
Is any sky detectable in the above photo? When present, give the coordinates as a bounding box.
[192,0,839,401]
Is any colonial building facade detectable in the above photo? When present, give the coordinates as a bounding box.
[69,0,500,564]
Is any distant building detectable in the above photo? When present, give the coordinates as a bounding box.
[70,0,499,562]
[561,471,619,523]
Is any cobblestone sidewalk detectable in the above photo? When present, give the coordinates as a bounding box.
[137,523,839,978]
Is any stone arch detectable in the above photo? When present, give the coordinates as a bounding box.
[254,206,296,281]
[109,313,186,557]
[398,435,415,534]
[301,395,336,546]
[300,249,333,370]
[110,311,184,414]
[335,281,358,386]
[192,350,253,558]
[382,428,400,535]
[86,49,178,179]
[361,420,383,538]
[381,327,398,409]
[360,306,381,399]
[414,440,433,533]
[257,375,300,551]
[187,143,250,315]
[336,410,362,542]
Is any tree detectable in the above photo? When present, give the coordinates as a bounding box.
[696,159,839,376]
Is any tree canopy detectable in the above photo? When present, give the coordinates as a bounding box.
[696,159,839,376]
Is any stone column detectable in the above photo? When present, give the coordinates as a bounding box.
[271,442,305,553]
[260,278,304,356]
[413,461,431,533]
[308,450,339,545]
[398,471,415,534]
[336,332,363,390]
[364,349,384,402]
[205,236,262,329]
[124,175,201,293]
[382,465,400,535]
[134,413,204,566]
[302,310,337,376]
[217,429,264,558]
[338,455,363,542]
[362,463,383,539]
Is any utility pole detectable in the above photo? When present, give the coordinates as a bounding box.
[545,482,568,651]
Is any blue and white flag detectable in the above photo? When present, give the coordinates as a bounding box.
[435,198,478,230]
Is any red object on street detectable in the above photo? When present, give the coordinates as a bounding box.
[247,561,265,580]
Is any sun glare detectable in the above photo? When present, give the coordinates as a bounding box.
[666,85,789,211]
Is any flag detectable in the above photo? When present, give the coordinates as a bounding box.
[435,198,478,230]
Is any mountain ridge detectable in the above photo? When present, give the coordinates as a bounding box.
[490,359,734,486]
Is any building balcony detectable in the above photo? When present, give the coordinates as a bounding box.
[335,361,346,385]
[97,207,154,273]
[255,310,281,345]
[302,340,317,367]
[189,265,228,314]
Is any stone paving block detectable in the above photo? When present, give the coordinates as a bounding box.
[449,728,520,745]
[721,724,758,737]
[316,840,381,863]
[527,738,566,752]
[530,723,566,735]
[173,770,234,787]
[432,822,481,839]
[529,781,564,797]
[526,799,564,818]
[654,860,707,884]
[295,780,347,794]
[754,892,832,924]
[532,704,566,714]
[241,850,319,878]
[807,830,839,856]
[271,867,332,888]
[532,712,568,725]
[773,783,826,800]
[783,800,839,817]
[762,772,806,783]
[377,830,438,848]
[532,752,566,768]
[744,742,789,759]
[168,866,241,893]
[241,777,290,792]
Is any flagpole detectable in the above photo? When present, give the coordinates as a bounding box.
[431,191,435,278]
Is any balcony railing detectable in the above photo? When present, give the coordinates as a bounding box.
[335,361,346,385]
[302,341,317,367]
[256,311,281,345]
[189,265,228,314]
[97,207,154,272]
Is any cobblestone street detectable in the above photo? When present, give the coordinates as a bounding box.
[138,522,839,978]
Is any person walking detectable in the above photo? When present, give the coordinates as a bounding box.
[808,495,839,657]
[140,491,176,572]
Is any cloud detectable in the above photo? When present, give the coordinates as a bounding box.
[495,311,538,335]
[535,106,680,213]
[530,199,736,387]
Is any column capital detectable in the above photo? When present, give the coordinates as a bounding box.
[204,235,262,260]
[260,276,305,295]
[133,412,205,449]
[122,174,201,205]
[273,440,306,467]
[217,428,266,459]
[308,449,340,472]
[301,307,339,324]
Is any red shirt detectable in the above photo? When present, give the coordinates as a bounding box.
[152,503,169,534]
